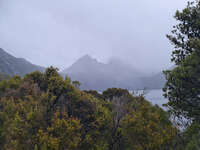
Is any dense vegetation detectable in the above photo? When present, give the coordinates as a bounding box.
[164,0,200,128]
[0,67,181,150]
[164,1,200,149]
[0,1,200,149]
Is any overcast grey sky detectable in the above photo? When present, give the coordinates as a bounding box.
[0,0,191,72]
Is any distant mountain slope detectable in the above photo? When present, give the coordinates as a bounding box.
[141,72,166,89]
[142,66,176,89]
[0,72,10,81]
[62,55,165,90]
[0,48,45,76]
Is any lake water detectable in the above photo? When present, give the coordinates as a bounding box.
[134,89,168,108]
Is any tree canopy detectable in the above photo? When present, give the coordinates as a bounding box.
[164,0,200,124]
[0,67,179,150]
[164,1,200,148]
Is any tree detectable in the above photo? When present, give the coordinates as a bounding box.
[0,67,180,149]
[37,111,82,150]
[72,81,81,89]
[184,123,200,150]
[164,0,200,123]
[166,1,200,64]
[121,98,177,150]
[0,67,112,150]
[102,88,129,101]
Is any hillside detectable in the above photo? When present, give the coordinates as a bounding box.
[0,48,45,76]
[62,55,165,90]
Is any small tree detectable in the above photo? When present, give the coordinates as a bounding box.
[72,81,81,89]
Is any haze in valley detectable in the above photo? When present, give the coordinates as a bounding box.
[0,0,192,73]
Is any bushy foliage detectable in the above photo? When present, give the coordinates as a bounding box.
[0,67,179,150]
[163,1,200,149]
[164,0,200,123]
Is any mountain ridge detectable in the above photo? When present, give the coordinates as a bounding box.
[0,48,45,76]
[62,55,166,90]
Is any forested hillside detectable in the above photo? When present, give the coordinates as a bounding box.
[0,67,183,150]
[0,67,197,149]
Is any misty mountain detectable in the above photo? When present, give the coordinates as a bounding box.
[0,48,45,76]
[142,66,176,89]
[141,72,165,89]
[62,55,165,90]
